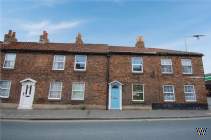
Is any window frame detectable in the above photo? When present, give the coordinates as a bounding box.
[74,55,87,71]
[161,58,173,74]
[0,80,12,98]
[3,53,16,69]
[52,55,66,70]
[163,85,175,102]
[181,59,193,74]
[184,85,196,102]
[132,84,144,101]
[71,82,85,100]
[131,57,143,73]
[48,81,63,100]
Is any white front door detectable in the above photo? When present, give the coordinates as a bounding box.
[18,79,36,109]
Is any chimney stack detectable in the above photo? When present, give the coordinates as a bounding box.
[135,35,145,48]
[4,30,17,43]
[39,30,49,44]
[75,32,83,47]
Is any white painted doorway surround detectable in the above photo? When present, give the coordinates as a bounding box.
[18,78,36,109]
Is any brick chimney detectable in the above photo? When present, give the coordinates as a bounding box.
[4,30,17,43]
[135,35,145,48]
[75,32,83,47]
[39,30,49,44]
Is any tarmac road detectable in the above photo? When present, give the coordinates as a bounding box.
[1,118,211,140]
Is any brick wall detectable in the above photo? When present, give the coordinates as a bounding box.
[0,51,208,107]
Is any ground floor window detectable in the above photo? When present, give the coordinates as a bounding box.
[0,80,11,98]
[71,82,85,100]
[48,81,63,99]
[184,85,196,102]
[132,84,144,101]
[163,85,175,101]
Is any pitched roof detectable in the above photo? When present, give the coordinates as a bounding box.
[0,41,203,56]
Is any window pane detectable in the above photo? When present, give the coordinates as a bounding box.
[133,85,143,92]
[50,82,62,91]
[76,63,85,70]
[72,83,84,91]
[132,57,142,64]
[49,91,61,98]
[133,92,143,100]
[76,55,86,63]
[0,81,10,88]
[164,93,175,101]
[183,66,192,74]
[6,53,16,61]
[164,86,173,92]
[185,86,193,92]
[4,53,16,68]
[161,59,172,65]
[133,65,142,71]
[72,91,84,99]
[0,89,9,97]
[182,59,191,66]
[55,55,65,61]
[161,65,172,73]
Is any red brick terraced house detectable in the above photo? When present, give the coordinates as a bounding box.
[0,30,208,110]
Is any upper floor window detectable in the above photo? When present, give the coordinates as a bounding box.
[71,82,85,100]
[48,81,63,100]
[0,80,11,98]
[74,55,87,71]
[3,53,16,69]
[131,57,143,73]
[161,58,173,74]
[184,85,196,102]
[163,85,175,102]
[181,59,192,74]
[132,84,144,101]
[52,55,66,70]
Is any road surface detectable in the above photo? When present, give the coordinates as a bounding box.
[1,118,211,140]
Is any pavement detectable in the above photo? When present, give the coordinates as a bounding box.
[1,109,211,120]
[1,97,211,120]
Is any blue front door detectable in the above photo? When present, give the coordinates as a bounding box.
[111,85,120,109]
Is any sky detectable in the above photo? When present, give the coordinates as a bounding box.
[0,0,211,73]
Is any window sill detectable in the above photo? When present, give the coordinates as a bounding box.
[74,69,86,72]
[132,72,143,74]
[131,100,145,104]
[162,72,174,75]
[3,68,15,70]
[0,96,9,99]
[185,100,197,102]
[48,98,61,100]
[71,99,84,101]
[183,73,193,75]
[52,69,65,71]
[164,100,175,102]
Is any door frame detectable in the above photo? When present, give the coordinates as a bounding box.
[18,78,37,109]
[108,80,123,110]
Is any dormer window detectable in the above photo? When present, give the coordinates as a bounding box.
[131,57,143,73]
[74,55,87,71]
